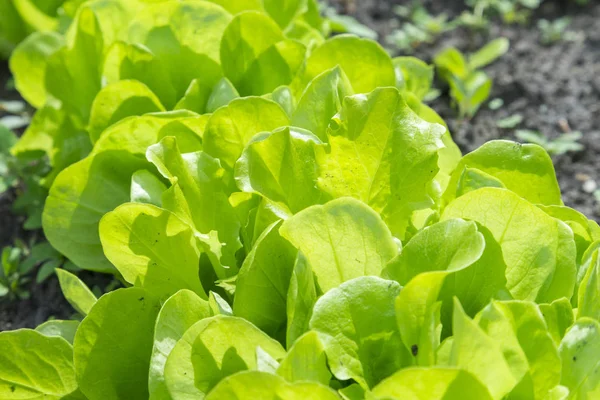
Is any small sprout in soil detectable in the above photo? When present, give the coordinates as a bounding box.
[538,17,576,45]
[515,129,584,156]
[497,114,524,128]
[434,38,509,118]
[387,3,453,53]
[488,98,504,110]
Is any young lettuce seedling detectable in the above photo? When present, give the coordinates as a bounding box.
[434,38,509,118]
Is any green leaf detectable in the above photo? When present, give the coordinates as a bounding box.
[173,79,213,114]
[450,300,519,399]
[477,301,561,399]
[204,371,339,399]
[578,248,600,321]
[56,268,97,316]
[277,331,331,384]
[286,252,317,347]
[0,330,78,398]
[164,315,286,398]
[233,221,297,342]
[301,35,395,94]
[309,276,410,388]
[149,290,211,400]
[147,137,241,277]
[220,11,305,96]
[443,140,563,206]
[442,187,576,302]
[263,0,307,29]
[539,298,574,346]
[209,291,233,316]
[35,320,80,344]
[9,31,64,108]
[291,66,353,142]
[235,126,325,213]
[468,38,510,71]
[280,198,398,293]
[372,367,493,400]
[455,167,506,197]
[43,112,204,272]
[100,203,206,300]
[88,80,165,143]
[559,318,600,398]
[74,287,160,400]
[206,77,240,113]
[316,87,445,239]
[434,47,468,79]
[128,1,232,100]
[130,169,167,206]
[393,56,434,100]
[203,97,290,171]
[206,0,263,14]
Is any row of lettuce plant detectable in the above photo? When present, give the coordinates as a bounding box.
[2,0,600,399]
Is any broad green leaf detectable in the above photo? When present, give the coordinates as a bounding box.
[539,205,597,266]
[263,0,307,29]
[128,1,232,100]
[74,287,161,400]
[301,35,395,94]
[235,126,325,213]
[130,169,167,206]
[205,371,339,399]
[206,0,263,14]
[220,11,305,95]
[0,330,78,399]
[43,112,204,272]
[12,105,91,184]
[450,300,519,399]
[277,331,331,385]
[164,316,286,398]
[456,167,506,197]
[280,198,398,293]
[578,248,600,320]
[442,187,576,302]
[233,221,297,341]
[147,137,241,276]
[309,276,410,388]
[269,85,295,117]
[386,219,485,284]
[434,47,468,79]
[284,19,325,49]
[443,140,562,206]
[477,301,561,400]
[291,66,353,142]
[35,320,80,344]
[203,97,290,171]
[173,79,212,114]
[206,77,240,113]
[539,298,574,346]
[317,87,445,239]
[393,57,434,100]
[286,252,317,347]
[372,367,493,400]
[468,38,510,71]
[55,268,97,316]
[103,41,177,109]
[9,31,64,108]
[149,290,211,400]
[559,318,600,398]
[88,80,165,143]
[100,203,206,299]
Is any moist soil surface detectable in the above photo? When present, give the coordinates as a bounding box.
[334,0,600,220]
[1,0,600,330]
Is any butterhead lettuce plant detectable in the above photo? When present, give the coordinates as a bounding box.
[2,1,600,400]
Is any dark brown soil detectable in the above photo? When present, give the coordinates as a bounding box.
[334,0,600,221]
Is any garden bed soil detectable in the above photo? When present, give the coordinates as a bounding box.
[1,0,600,330]
[334,0,600,220]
